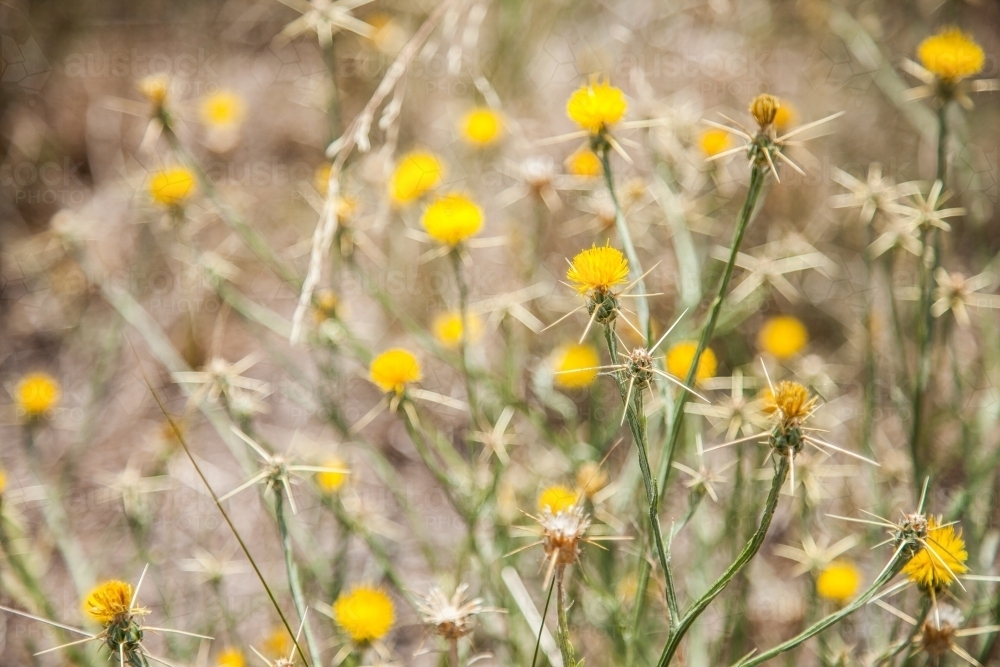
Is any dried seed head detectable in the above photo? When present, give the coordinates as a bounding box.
[415,584,485,641]
[919,604,964,657]
[540,505,592,567]
[750,94,780,129]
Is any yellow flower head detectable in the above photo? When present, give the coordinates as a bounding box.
[16,372,61,416]
[137,74,170,107]
[758,315,809,359]
[316,457,349,494]
[216,648,246,667]
[461,108,504,147]
[422,193,484,246]
[538,485,579,514]
[369,349,422,394]
[263,627,291,658]
[764,381,816,422]
[566,79,628,134]
[150,167,196,208]
[666,341,717,383]
[699,128,732,157]
[566,243,629,295]
[903,516,968,590]
[553,343,600,389]
[750,94,780,129]
[566,149,603,178]
[918,28,984,82]
[816,561,861,604]
[389,151,443,205]
[334,586,395,644]
[773,101,797,131]
[313,288,339,322]
[200,91,245,128]
[83,580,141,625]
[432,311,483,348]
[0,468,6,495]
[576,461,608,498]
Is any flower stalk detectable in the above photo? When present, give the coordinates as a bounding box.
[274,489,323,667]
[555,565,577,667]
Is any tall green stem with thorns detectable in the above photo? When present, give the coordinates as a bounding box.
[656,454,788,667]
[908,102,949,492]
[555,565,577,667]
[274,489,323,667]
[450,249,478,418]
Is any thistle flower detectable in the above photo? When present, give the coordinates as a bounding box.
[671,436,736,503]
[566,242,629,295]
[666,340,717,384]
[149,167,197,208]
[698,128,732,158]
[172,354,271,409]
[200,91,245,129]
[415,584,488,641]
[931,268,1000,327]
[552,343,601,389]
[460,107,504,147]
[84,580,144,626]
[15,372,60,417]
[369,348,422,395]
[685,371,769,440]
[216,647,246,667]
[432,311,483,348]
[421,193,484,246]
[757,315,809,359]
[565,149,603,178]
[316,456,349,494]
[333,586,395,644]
[830,163,920,226]
[815,561,862,604]
[903,27,998,108]
[566,78,628,135]
[702,93,844,182]
[902,516,968,591]
[538,485,580,514]
[389,151,443,205]
[888,180,965,234]
[873,601,999,667]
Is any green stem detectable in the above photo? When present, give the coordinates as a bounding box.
[735,546,912,666]
[531,578,556,667]
[450,249,478,418]
[599,143,649,336]
[656,165,767,499]
[656,453,789,667]
[274,490,323,667]
[555,565,576,667]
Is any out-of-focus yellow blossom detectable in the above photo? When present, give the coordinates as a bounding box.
[369,349,421,394]
[666,341,717,383]
[538,485,579,513]
[316,457,349,494]
[16,372,61,417]
[333,586,395,644]
[566,149,603,178]
[553,343,601,389]
[816,561,861,604]
[422,193,483,246]
[389,151,443,205]
[919,28,984,82]
[460,108,504,147]
[758,315,809,359]
[566,79,628,134]
[432,311,483,348]
[149,167,196,208]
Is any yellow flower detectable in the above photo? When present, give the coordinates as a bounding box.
[773,101,797,131]
[553,343,600,389]
[538,485,579,513]
[0,468,6,495]
[333,586,395,644]
[83,580,138,625]
[763,381,816,422]
[432,311,483,348]
[576,462,608,498]
[460,108,504,147]
[566,242,629,295]
[749,93,780,129]
[565,149,603,178]
[816,561,861,604]
[16,372,60,416]
[422,193,484,246]
[699,128,732,157]
[263,627,291,658]
[389,151,443,205]
[137,74,170,107]
[316,457,349,494]
[369,349,421,394]
[758,315,809,359]
[149,167,196,208]
[313,288,339,322]
[200,91,245,128]
[903,516,968,590]
[566,79,628,134]
[918,27,984,82]
[665,341,717,383]
[216,648,246,667]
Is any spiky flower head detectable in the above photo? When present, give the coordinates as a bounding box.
[902,516,968,591]
[150,167,197,208]
[369,348,421,395]
[389,151,444,205]
[758,315,809,359]
[566,78,628,134]
[16,372,61,417]
[919,603,964,658]
[764,380,816,425]
[461,108,504,147]
[538,485,579,514]
[750,94,780,130]
[918,28,984,83]
[422,193,484,246]
[566,243,629,295]
[665,341,717,384]
[333,586,395,644]
[432,311,482,348]
[83,580,144,626]
[552,343,600,389]
[816,561,861,604]
[415,584,485,641]
[540,505,592,568]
